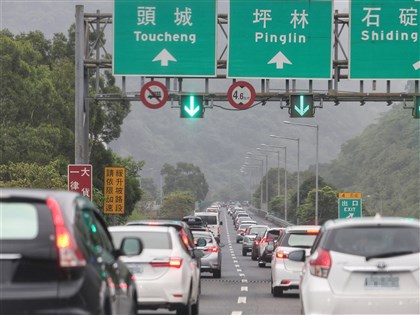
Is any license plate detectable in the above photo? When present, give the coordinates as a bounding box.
[365,274,399,289]
[126,263,144,274]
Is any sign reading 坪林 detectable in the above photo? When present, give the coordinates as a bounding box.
[113,0,217,76]
[350,0,420,79]
[228,0,333,79]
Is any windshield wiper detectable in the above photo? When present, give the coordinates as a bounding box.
[365,251,414,261]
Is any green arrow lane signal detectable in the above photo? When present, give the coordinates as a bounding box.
[290,94,314,117]
[180,95,204,118]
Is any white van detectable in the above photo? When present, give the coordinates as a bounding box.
[194,212,222,241]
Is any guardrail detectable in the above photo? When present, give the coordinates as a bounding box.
[246,206,293,227]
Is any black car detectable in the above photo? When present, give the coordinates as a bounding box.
[0,188,142,315]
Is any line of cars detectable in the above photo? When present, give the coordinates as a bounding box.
[231,204,420,315]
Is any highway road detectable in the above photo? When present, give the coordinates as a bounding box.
[138,208,301,315]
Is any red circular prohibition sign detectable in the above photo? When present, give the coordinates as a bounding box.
[140,81,169,109]
[227,81,256,110]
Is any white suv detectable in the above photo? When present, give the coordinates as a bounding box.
[289,216,420,315]
[109,221,202,315]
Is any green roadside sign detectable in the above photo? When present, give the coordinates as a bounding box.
[114,0,217,76]
[350,0,420,79]
[228,0,333,79]
[338,193,363,219]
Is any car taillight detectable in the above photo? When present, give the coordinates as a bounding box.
[255,240,260,246]
[276,251,288,259]
[150,257,183,268]
[205,246,219,253]
[47,198,86,268]
[237,229,244,234]
[261,237,273,243]
[306,229,319,235]
[309,248,331,278]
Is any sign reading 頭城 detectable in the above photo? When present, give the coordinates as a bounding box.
[350,0,420,79]
[228,0,333,79]
[114,0,217,76]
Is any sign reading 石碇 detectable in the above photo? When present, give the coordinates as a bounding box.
[228,0,333,79]
[350,0,420,79]
[114,0,217,76]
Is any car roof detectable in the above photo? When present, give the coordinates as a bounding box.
[194,211,218,215]
[109,225,169,233]
[323,216,420,230]
[284,225,320,233]
[126,219,189,230]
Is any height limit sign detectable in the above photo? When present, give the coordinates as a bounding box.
[227,81,256,110]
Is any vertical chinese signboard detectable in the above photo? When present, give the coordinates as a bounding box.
[104,167,126,215]
[68,164,92,200]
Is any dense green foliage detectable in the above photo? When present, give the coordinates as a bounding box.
[161,162,209,201]
[159,191,195,219]
[0,29,143,219]
[321,106,420,219]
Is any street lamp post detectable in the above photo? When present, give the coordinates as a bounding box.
[259,145,288,221]
[241,164,260,207]
[245,157,264,208]
[270,135,300,209]
[247,152,269,211]
[284,121,319,225]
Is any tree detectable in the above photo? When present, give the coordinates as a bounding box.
[159,191,195,220]
[161,162,208,201]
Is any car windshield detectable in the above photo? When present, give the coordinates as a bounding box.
[248,227,267,235]
[283,233,318,248]
[197,215,217,225]
[111,231,172,250]
[191,231,214,244]
[323,226,420,257]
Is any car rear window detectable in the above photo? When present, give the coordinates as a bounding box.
[267,230,281,239]
[323,226,420,257]
[248,227,267,235]
[197,215,217,225]
[281,233,318,248]
[0,203,39,240]
[191,232,214,243]
[111,231,172,249]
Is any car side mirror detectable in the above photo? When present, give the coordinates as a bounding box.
[288,250,306,262]
[119,237,143,256]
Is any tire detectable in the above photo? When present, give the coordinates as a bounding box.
[213,269,221,278]
[242,249,247,256]
[192,295,199,315]
[273,286,283,297]
[251,251,257,261]
[258,261,266,268]
[176,298,192,315]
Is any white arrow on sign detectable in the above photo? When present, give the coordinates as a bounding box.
[184,96,200,117]
[346,213,354,219]
[152,49,177,66]
[413,61,420,71]
[268,51,292,69]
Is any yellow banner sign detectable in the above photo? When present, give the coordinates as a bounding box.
[338,192,362,199]
[104,167,125,214]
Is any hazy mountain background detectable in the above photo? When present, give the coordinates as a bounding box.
[2,1,417,207]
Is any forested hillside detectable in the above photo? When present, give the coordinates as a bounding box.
[321,106,420,218]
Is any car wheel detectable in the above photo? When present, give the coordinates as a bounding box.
[176,296,192,315]
[273,286,283,297]
[251,252,257,261]
[242,249,247,256]
[258,261,266,268]
[236,239,239,243]
[192,294,199,315]
[213,269,221,278]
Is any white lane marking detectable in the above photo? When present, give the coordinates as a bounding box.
[239,273,245,277]
[231,312,243,315]
[241,286,248,291]
[233,260,238,263]
[237,269,242,272]
[235,264,240,268]
[238,296,247,304]
[242,279,248,283]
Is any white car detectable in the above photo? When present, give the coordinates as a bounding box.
[109,221,202,315]
[289,216,420,315]
[270,225,320,297]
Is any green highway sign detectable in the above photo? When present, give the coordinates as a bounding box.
[180,95,204,118]
[338,192,363,219]
[350,0,420,79]
[114,0,217,76]
[290,94,314,117]
[228,0,333,79]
